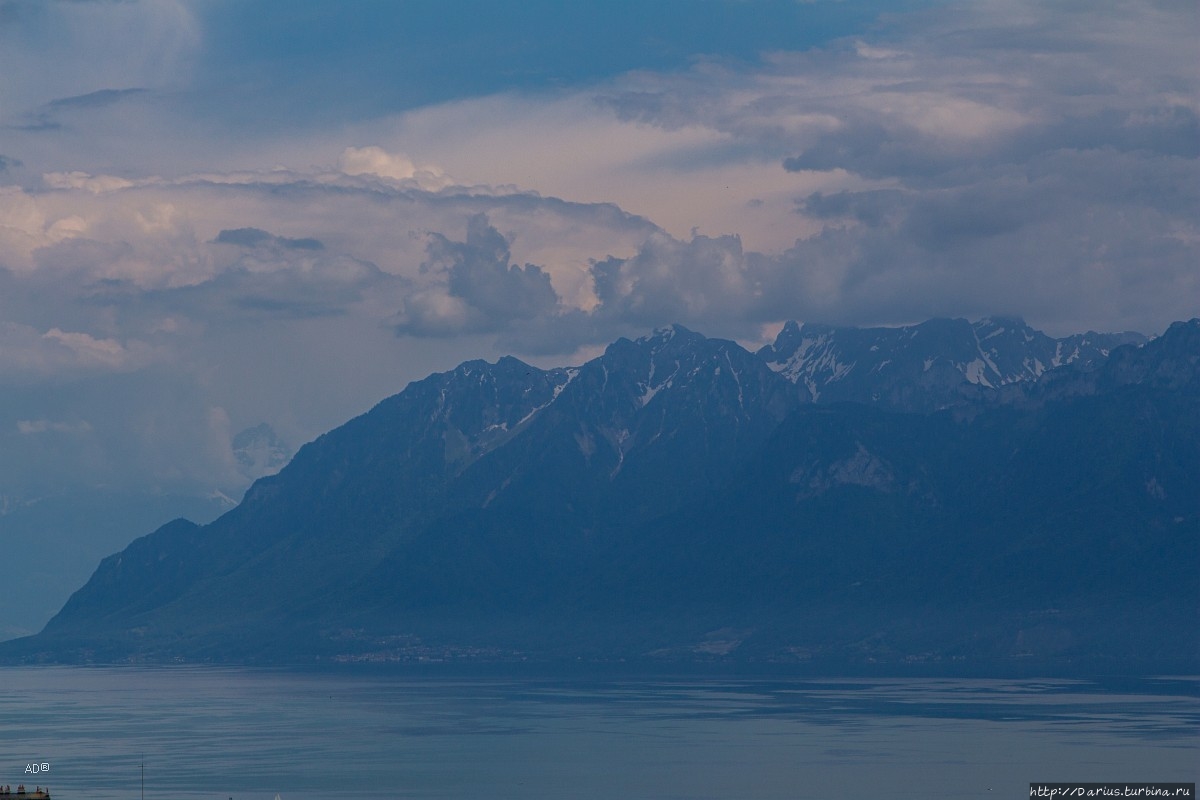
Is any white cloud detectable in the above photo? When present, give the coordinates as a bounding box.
[43,171,138,194]
[0,322,161,379]
[337,146,451,190]
[42,328,130,368]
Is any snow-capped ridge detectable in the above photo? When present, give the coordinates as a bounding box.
[758,317,1148,412]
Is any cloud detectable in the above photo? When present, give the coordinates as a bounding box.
[47,90,146,113]
[16,418,92,435]
[603,2,1197,182]
[0,0,1195,502]
[1,168,656,291]
[12,134,1182,375]
[0,321,160,379]
[590,232,762,328]
[389,215,769,351]
[146,256,393,322]
[337,146,451,190]
[14,87,150,131]
[0,165,666,489]
[395,214,560,336]
[5,3,1197,367]
[215,227,324,251]
[589,0,1199,335]
[42,171,136,193]
[45,89,147,112]
[0,0,198,118]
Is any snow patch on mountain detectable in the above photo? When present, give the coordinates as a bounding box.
[757,317,1147,412]
[963,359,993,387]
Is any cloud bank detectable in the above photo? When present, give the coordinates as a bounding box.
[0,0,1195,501]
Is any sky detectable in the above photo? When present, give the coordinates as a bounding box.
[0,0,1197,512]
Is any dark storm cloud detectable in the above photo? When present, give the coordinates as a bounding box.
[215,227,324,251]
[437,216,559,322]
[395,226,767,351]
[590,1,1200,336]
[794,148,1200,261]
[188,264,383,320]
[781,121,936,180]
[11,87,148,131]
[395,215,560,337]
[566,136,1197,338]
[87,254,391,323]
[379,133,1197,351]
[799,190,907,227]
[46,87,146,111]
[392,218,772,350]
[782,104,1200,182]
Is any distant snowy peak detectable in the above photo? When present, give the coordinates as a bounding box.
[757,317,1147,411]
[232,423,292,480]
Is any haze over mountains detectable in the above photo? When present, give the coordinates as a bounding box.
[0,420,292,640]
[4,317,1195,672]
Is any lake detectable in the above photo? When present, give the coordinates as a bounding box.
[1,667,1196,799]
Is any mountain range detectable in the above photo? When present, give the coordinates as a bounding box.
[758,316,1144,410]
[3,317,1195,672]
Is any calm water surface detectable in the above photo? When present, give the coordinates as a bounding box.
[0,667,1196,799]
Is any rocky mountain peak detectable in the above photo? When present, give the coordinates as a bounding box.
[757,316,1148,411]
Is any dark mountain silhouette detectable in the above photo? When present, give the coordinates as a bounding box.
[3,319,1196,672]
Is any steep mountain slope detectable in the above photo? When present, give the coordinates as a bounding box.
[0,490,229,640]
[23,327,796,659]
[4,320,1195,671]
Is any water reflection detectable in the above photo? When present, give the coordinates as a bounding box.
[1,668,1196,800]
